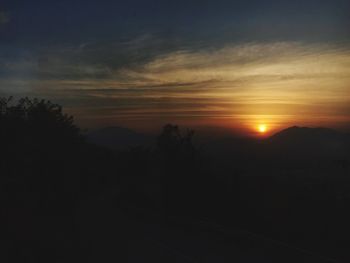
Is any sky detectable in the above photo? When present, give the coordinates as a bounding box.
[0,0,349,135]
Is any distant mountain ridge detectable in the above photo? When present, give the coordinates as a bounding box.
[86,126,153,149]
[270,126,343,141]
[269,126,347,150]
[85,126,349,162]
[200,125,349,170]
[266,126,349,160]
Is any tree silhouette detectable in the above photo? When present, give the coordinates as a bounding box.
[156,124,199,214]
[0,97,80,143]
[1,97,83,165]
[156,124,196,168]
[0,97,88,262]
[0,97,86,210]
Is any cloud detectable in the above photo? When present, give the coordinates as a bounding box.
[0,11,10,25]
[0,40,349,131]
[130,42,350,83]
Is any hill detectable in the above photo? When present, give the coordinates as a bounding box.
[86,126,153,150]
[266,126,349,159]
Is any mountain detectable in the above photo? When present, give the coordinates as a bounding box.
[199,126,349,171]
[268,126,346,151]
[269,126,342,142]
[86,127,153,150]
[86,125,349,169]
[265,126,349,163]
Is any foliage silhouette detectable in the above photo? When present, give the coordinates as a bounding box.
[156,124,196,168]
[0,97,81,146]
[0,97,97,262]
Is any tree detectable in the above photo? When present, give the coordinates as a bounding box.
[156,124,198,213]
[0,97,84,206]
[156,124,196,167]
[0,97,82,155]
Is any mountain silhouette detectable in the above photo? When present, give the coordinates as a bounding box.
[269,126,347,151]
[263,126,350,166]
[86,126,153,149]
[270,126,342,142]
[192,125,350,171]
[86,125,349,170]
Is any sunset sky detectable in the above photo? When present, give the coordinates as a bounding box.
[1,0,349,135]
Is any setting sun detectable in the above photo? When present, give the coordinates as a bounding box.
[258,124,267,133]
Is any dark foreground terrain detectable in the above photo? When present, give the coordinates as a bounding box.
[1,98,349,262]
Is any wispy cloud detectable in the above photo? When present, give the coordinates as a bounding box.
[0,11,10,25]
[0,40,349,131]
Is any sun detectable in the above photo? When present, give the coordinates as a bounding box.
[258,124,267,133]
